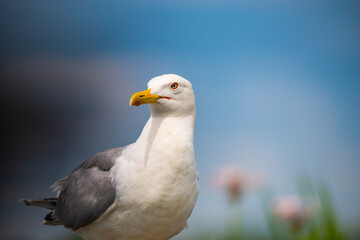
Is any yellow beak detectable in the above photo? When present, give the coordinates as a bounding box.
[129,89,166,106]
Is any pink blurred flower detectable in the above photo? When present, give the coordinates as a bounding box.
[273,195,312,231]
[211,166,265,202]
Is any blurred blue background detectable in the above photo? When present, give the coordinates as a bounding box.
[1,1,359,239]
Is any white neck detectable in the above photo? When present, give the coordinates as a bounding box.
[130,111,196,166]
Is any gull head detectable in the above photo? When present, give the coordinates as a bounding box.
[130,74,195,117]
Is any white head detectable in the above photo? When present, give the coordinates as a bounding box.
[130,74,196,117]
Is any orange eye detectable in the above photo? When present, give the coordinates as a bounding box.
[170,82,179,89]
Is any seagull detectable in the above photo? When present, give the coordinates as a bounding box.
[20,74,199,240]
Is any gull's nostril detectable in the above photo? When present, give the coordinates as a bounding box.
[139,95,145,98]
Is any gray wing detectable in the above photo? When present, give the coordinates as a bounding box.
[53,147,124,230]
[51,148,121,193]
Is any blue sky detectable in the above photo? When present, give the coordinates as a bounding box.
[1,0,360,239]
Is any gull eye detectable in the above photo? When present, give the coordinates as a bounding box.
[170,82,179,90]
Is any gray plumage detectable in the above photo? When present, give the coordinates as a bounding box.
[20,147,125,230]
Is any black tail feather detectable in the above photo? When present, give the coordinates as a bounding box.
[42,211,62,226]
[20,198,62,226]
[19,198,57,210]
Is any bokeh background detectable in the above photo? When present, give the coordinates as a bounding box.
[1,1,359,239]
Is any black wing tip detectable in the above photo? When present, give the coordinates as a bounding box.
[18,198,58,210]
[41,220,63,226]
[42,211,62,226]
[19,199,31,206]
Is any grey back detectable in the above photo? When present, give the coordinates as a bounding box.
[54,147,124,230]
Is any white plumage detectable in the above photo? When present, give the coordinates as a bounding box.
[43,74,199,240]
[79,114,199,239]
[21,74,198,240]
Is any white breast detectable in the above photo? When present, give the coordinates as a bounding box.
[77,115,199,240]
